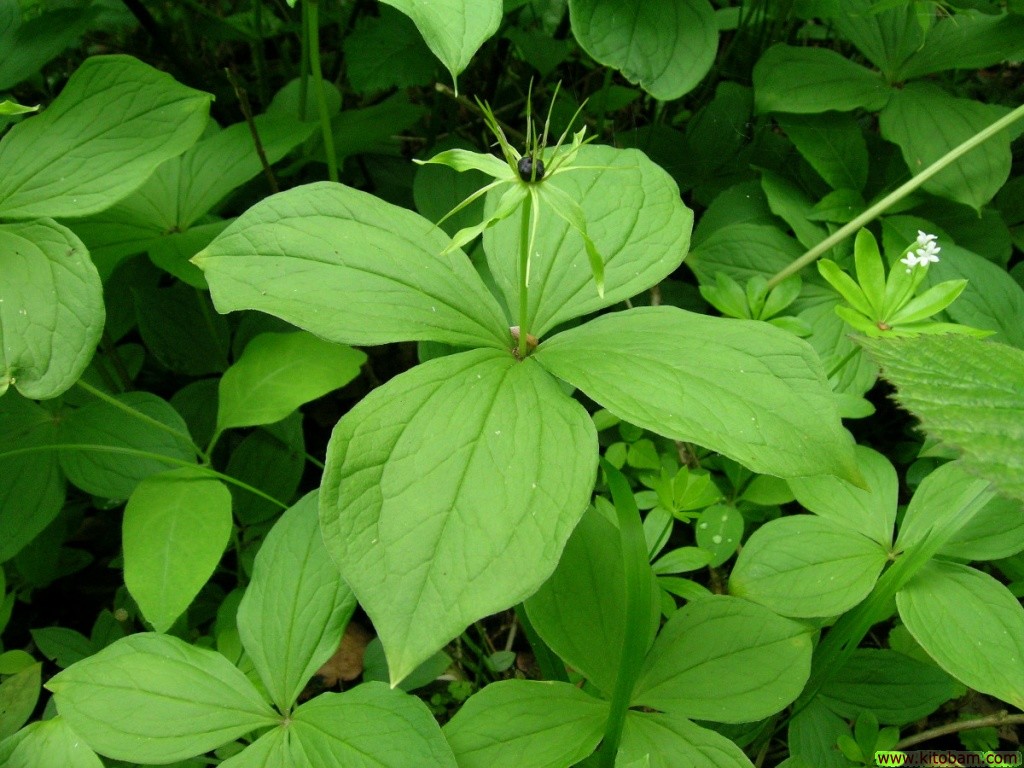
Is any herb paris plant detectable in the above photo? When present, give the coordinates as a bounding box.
[192,107,859,684]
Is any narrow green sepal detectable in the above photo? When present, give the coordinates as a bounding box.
[446,184,528,252]
[539,182,606,297]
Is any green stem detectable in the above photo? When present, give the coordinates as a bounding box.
[305,0,338,182]
[825,344,861,380]
[766,101,1024,289]
[597,462,653,767]
[298,0,309,120]
[517,193,532,359]
[250,0,269,106]
[75,380,207,463]
[594,67,614,137]
[0,443,288,509]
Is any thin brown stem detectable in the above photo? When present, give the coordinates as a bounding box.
[225,68,280,194]
[896,712,1024,750]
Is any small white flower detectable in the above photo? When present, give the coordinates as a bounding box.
[915,238,941,266]
[900,253,919,273]
[916,230,938,248]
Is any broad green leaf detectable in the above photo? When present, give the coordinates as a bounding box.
[123,469,232,633]
[729,516,888,618]
[218,727,287,768]
[378,0,501,86]
[788,445,897,547]
[819,649,960,725]
[217,331,366,433]
[0,663,40,739]
[863,335,1024,503]
[0,394,64,562]
[0,55,211,219]
[0,219,103,399]
[237,492,356,713]
[879,83,1012,210]
[134,282,230,375]
[787,699,855,768]
[777,113,869,191]
[361,638,452,692]
[808,189,865,224]
[289,685,456,766]
[69,117,307,245]
[0,5,100,91]
[0,717,102,768]
[31,627,94,668]
[568,0,717,100]
[176,115,316,227]
[940,495,1024,561]
[632,595,812,722]
[687,223,805,288]
[147,221,229,288]
[319,348,597,683]
[896,460,994,552]
[899,12,1024,79]
[534,307,859,482]
[830,0,922,80]
[327,94,427,164]
[344,7,439,94]
[922,244,1024,348]
[760,171,828,252]
[897,560,1024,709]
[58,391,196,500]
[443,680,607,768]
[619,710,755,768]
[484,145,693,337]
[193,182,510,349]
[752,45,891,114]
[798,298,878,400]
[48,633,278,763]
[524,507,658,696]
[227,418,305,525]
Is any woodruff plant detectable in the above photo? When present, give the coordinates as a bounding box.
[189,89,858,690]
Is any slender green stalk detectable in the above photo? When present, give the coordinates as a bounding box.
[305,0,338,182]
[825,345,861,379]
[517,193,533,359]
[0,443,288,509]
[594,67,614,137]
[597,462,654,767]
[250,0,269,105]
[298,0,309,120]
[76,379,206,463]
[766,102,1024,289]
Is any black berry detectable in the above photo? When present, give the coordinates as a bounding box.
[517,156,545,182]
